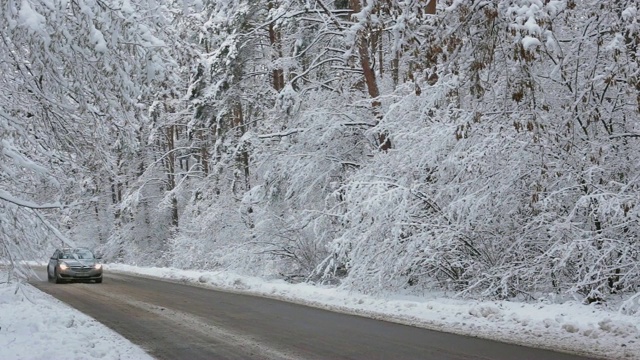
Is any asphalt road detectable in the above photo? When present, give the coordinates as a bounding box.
[30,270,599,360]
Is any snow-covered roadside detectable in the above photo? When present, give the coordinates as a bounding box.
[3,263,639,360]
[109,264,640,360]
[0,271,153,360]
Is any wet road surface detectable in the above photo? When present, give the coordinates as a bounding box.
[30,270,599,360]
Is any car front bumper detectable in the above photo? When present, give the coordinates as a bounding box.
[57,267,103,280]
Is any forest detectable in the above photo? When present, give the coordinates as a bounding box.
[1,0,639,302]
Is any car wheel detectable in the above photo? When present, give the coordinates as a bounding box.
[54,269,63,284]
[47,268,52,282]
[95,278,102,284]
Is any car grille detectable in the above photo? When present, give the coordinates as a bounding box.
[69,266,93,272]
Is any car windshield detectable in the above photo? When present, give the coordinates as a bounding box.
[59,249,94,260]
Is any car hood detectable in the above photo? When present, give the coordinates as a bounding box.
[61,259,97,267]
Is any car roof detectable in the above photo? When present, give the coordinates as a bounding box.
[60,247,93,252]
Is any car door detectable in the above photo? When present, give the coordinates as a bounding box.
[48,250,59,277]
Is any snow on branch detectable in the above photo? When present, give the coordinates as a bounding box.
[0,190,63,210]
[258,128,304,139]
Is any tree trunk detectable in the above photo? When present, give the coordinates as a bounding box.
[200,128,209,176]
[268,2,285,91]
[233,103,251,191]
[426,0,436,15]
[166,125,179,228]
[350,0,391,151]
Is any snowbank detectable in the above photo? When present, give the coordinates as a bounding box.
[0,272,152,360]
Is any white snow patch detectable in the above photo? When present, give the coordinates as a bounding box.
[622,7,637,21]
[90,27,108,53]
[0,272,152,359]
[524,16,541,35]
[546,1,566,16]
[522,36,542,50]
[18,0,46,33]
[120,0,134,14]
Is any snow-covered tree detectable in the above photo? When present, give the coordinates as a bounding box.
[0,0,173,265]
[3,0,638,303]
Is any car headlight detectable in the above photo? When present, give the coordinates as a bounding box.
[94,264,102,270]
[59,262,69,270]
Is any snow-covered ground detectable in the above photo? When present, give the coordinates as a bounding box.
[3,264,640,360]
[0,270,153,360]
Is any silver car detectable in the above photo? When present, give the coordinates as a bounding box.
[47,248,103,284]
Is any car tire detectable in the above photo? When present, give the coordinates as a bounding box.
[54,269,63,284]
[47,268,52,282]
[95,278,102,284]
